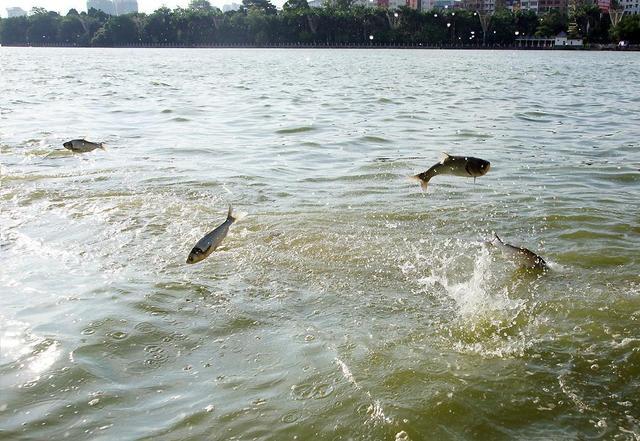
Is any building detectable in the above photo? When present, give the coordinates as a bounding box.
[518,0,539,13]
[87,0,116,15]
[380,0,420,9]
[597,0,610,11]
[462,0,496,12]
[86,0,138,15]
[515,33,582,47]
[222,2,242,11]
[114,0,138,14]
[6,6,27,17]
[619,0,640,14]
[537,0,567,13]
[555,33,583,45]
[352,0,377,6]
[421,0,436,9]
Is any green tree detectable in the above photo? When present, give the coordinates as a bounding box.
[0,16,29,45]
[30,7,48,15]
[574,3,609,42]
[283,0,310,12]
[59,15,85,45]
[143,7,178,44]
[27,9,60,45]
[92,14,140,46]
[489,9,516,44]
[242,0,278,15]
[324,0,354,11]
[612,14,640,43]
[173,7,221,45]
[536,9,567,36]
[87,7,110,22]
[189,0,215,10]
[514,9,538,36]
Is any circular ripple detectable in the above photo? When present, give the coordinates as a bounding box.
[107,331,128,340]
[134,322,158,334]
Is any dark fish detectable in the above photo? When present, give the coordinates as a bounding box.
[412,153,490,190]
[492,234,547,270]
[186,206,236,264]
[63,139,105,153]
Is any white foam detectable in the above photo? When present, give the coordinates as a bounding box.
[420,245,525,321]
[335,357,359,390]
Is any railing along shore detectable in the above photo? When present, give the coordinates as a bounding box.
[2,42,637,50]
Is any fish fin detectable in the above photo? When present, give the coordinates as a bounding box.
[226,205,236,222]
[439,152,451,164]
[410,174,429,191]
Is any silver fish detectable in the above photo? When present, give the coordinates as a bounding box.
[63,139,105,153]
[186,206,236,264]
[492,234,547,270]
[413,153,490,190]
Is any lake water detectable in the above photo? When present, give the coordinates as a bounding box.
[1,47,639,440]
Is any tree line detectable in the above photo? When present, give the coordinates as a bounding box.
[0,0,638,47]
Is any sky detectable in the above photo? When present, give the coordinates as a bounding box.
[0,0,245,17]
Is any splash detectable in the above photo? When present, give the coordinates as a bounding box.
[411,243,534,358]
[418,245,525,321]
[335,357,359,390]
[0,319,61,385]
[334,357,397,427]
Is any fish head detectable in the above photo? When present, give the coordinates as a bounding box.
[186,247,206,264]
[467,157,491,176]
[63,141,73,149]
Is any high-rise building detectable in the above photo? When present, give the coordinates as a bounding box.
[462,0,496,12]
[86,0,137,15]
[222,2,242,11]
[517,0,539,13]
[87,0,116,15]
[376,0,423,9]
[433,0,455,8]
[6,6,27,17]
[619,0,640,14]
[537,0,567,13]
[352,0,377,6]
[114,0,138,14]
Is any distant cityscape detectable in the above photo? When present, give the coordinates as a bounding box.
[5,1,139,17]
[6,7,27,17]
[86,0,139,15]
[4,0,640,16]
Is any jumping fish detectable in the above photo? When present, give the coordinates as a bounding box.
[412,153,490,190]
[492,234,547,270]
[63,139,105,153]
[186,206,236,264]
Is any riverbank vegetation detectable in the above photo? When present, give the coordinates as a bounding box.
[1,0,638,47]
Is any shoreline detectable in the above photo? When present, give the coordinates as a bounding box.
[1,43,638,51]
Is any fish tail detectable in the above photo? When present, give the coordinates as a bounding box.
[99,143,107,150]
[494,233,503,244]
[226,205,236,222]
[410,173,430,191]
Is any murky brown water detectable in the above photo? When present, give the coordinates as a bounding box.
[1,48,640,440]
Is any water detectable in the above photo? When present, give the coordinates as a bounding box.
[1,48,639,440]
